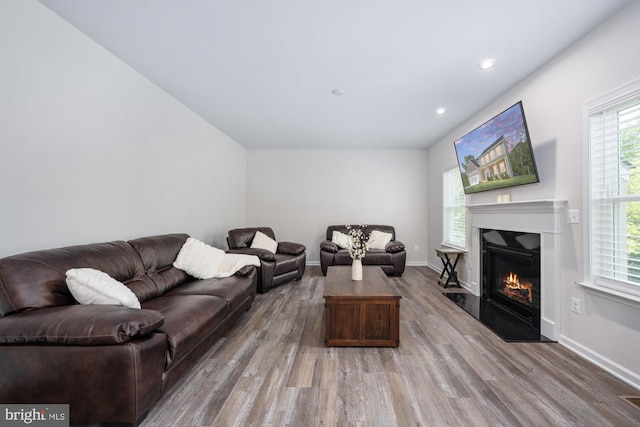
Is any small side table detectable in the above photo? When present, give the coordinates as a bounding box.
[435,247,466,288]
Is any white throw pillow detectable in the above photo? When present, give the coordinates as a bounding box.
[368,230,393,250]
[331,231,352,249]
[173,237,225,279]
[250,231,278,253]
[66,268,141,309]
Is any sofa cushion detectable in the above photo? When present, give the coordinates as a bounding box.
[334,250,355,265]
[66,268,141,309]
[0,240,148,316]
[142,295,228,368]
[228,227,276,249]
[165,273,255,313]
[333,249,394,266]
[128,233,191,296]
[362,250,393,265]
[368,230,393,250]
[0,305,164,345]
[250,231,278,253]
[325,225,396,241]
[173,238,225,280]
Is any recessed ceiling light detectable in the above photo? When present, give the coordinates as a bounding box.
[331,89,344,96]
[436,107,446,115]
[479,59,496,70]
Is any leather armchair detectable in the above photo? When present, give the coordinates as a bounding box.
[320,225,406,276]
[227,227,306,293]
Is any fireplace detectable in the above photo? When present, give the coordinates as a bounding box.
[447,199,567,341]
[482,229,541,331]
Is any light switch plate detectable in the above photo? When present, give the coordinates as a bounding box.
[567,209,579,224]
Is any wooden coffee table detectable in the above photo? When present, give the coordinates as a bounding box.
[323,266,401,347]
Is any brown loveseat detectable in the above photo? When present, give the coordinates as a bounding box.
[0,233,257,426]
[226,227,306,293]
[319,225,406,276]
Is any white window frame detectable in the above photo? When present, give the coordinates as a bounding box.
[583,78,640,304]
[443,167,467,249]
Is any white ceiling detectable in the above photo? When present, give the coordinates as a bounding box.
[39,0,632,149]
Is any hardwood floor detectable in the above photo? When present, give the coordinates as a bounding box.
[133,266,639,426]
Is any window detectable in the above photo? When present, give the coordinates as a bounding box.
[587,79,640,297]
[443,167,466,249]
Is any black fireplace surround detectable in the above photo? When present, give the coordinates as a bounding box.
[483,229,541,328]
[445,229,551,342]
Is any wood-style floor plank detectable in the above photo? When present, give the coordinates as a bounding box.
[76,266,639,426]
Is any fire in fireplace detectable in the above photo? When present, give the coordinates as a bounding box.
[500,272,533,305]
[482,229,541,329]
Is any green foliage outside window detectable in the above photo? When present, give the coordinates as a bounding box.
[619,106,640,282]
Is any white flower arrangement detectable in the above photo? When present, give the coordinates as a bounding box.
[346,224,369,259]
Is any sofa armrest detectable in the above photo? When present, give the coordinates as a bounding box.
[0,305,164,345]
[386,240,406,253]
[235,264,256,276]
[320,240,339,253]
[227,247,276,262]
[277,241,306,256]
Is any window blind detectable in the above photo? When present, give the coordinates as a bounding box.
[589,95,640,293]
[443,167,466,248]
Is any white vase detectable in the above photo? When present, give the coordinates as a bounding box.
[352,258,363,281]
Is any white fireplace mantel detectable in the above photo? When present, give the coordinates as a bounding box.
[467,199,567,234]
[467,199,568,341]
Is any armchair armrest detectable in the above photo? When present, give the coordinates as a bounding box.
[320,240,339,253]
[0,305,164,345]
[277,241,306,256]
[227,247,276,262]
[386,240,406,254]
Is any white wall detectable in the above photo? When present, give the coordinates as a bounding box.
[247,149,429,264]
[427,1,640,389]
[0,1,247,257]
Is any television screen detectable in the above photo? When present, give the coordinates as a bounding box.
[453,101,539,194]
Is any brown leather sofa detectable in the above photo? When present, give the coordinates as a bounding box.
[0,233,257,426]
[320,225,406,276]
[226,227,306,293]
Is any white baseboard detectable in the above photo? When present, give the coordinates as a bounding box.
[560,334,640,392]
[427,262,440,272]
[406,261,429,266]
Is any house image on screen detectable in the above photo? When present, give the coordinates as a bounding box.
[466,136,513,186]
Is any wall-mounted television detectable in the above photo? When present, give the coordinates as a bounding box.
[453,101,539,194]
